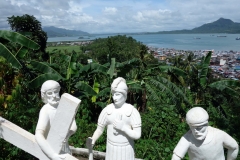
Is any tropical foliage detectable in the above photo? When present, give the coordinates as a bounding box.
[1,16,240,159]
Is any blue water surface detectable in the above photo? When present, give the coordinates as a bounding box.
[48,33,240,52]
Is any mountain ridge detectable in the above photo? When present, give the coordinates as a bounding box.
[157,18,240,34]
[43,26,89,37]
[44,18,240,36]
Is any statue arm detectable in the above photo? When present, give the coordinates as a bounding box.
[35,130,65,160]
[222,131,239,160]
[91,107,108,146]
[122,126,141,140]
[67,119,77,139]
[121,107,141,140]
[35,108,65,160]
[91,125,104,146]
[171,135,190,160]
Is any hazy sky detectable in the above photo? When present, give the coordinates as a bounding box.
[1,0,240,33]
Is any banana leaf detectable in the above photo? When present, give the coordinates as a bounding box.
[156,66,187,77]
[16,46,28,58]
[116,58,141,77]
[30,60,63,76]
[107,58,115,78]
[75,81,97,96]
[66,53,74,80]
[199,51,212,88]
[209,80,240,97]
[29,73,64,88]
[0,30,39,50]
[0,43,22,68]
[79,62,108,74]
[91,78,100,102]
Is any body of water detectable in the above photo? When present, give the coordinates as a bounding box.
[48,33,240,52]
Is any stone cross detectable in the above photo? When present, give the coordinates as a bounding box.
[0,93,80,160]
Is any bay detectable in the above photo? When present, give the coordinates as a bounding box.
[47,33,240,52]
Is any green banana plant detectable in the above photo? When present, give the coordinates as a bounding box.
[199,51,212,89]
[28,60,64,87]
[75,62,109,101]
[0,30,40,68]
[114,57,190,111]
[209,80,240,97]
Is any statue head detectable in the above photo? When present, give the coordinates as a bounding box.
[41,80,61,107]
[186,107,209,140]
[111,77,128,107]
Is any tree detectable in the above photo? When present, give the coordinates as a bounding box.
[7,14,48,60]
[82,35,158,64]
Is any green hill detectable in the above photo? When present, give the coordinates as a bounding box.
[43,26,89,37]
[157,18,240,34]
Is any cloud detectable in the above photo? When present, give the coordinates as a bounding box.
[0,0,240,33]
[103,7,118,15]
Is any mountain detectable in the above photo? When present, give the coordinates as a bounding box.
[43,26,89,37]
[157,18,240,34]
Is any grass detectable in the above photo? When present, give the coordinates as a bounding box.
[46,45,83,54]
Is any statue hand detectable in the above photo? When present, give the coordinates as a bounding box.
[113,118,125,131]
[86,137,94,149]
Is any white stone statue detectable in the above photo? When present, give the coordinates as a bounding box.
[89,77,142,160]
[172,107,239,160]
[35,80,77,160]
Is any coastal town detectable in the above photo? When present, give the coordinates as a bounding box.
[149,46,240,80]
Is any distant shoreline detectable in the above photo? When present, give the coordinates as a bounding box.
[47,33,240,52]
[47,32,240,39]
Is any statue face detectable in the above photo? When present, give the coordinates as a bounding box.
[112,91,126,107]
[189,124,208,140]
[45,87,60,107]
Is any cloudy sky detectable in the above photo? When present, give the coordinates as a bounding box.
[1,0,240,33]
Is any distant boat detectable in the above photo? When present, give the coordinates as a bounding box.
[194,37,201,39]
[236,37,240,40]
[217,35,227,37]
